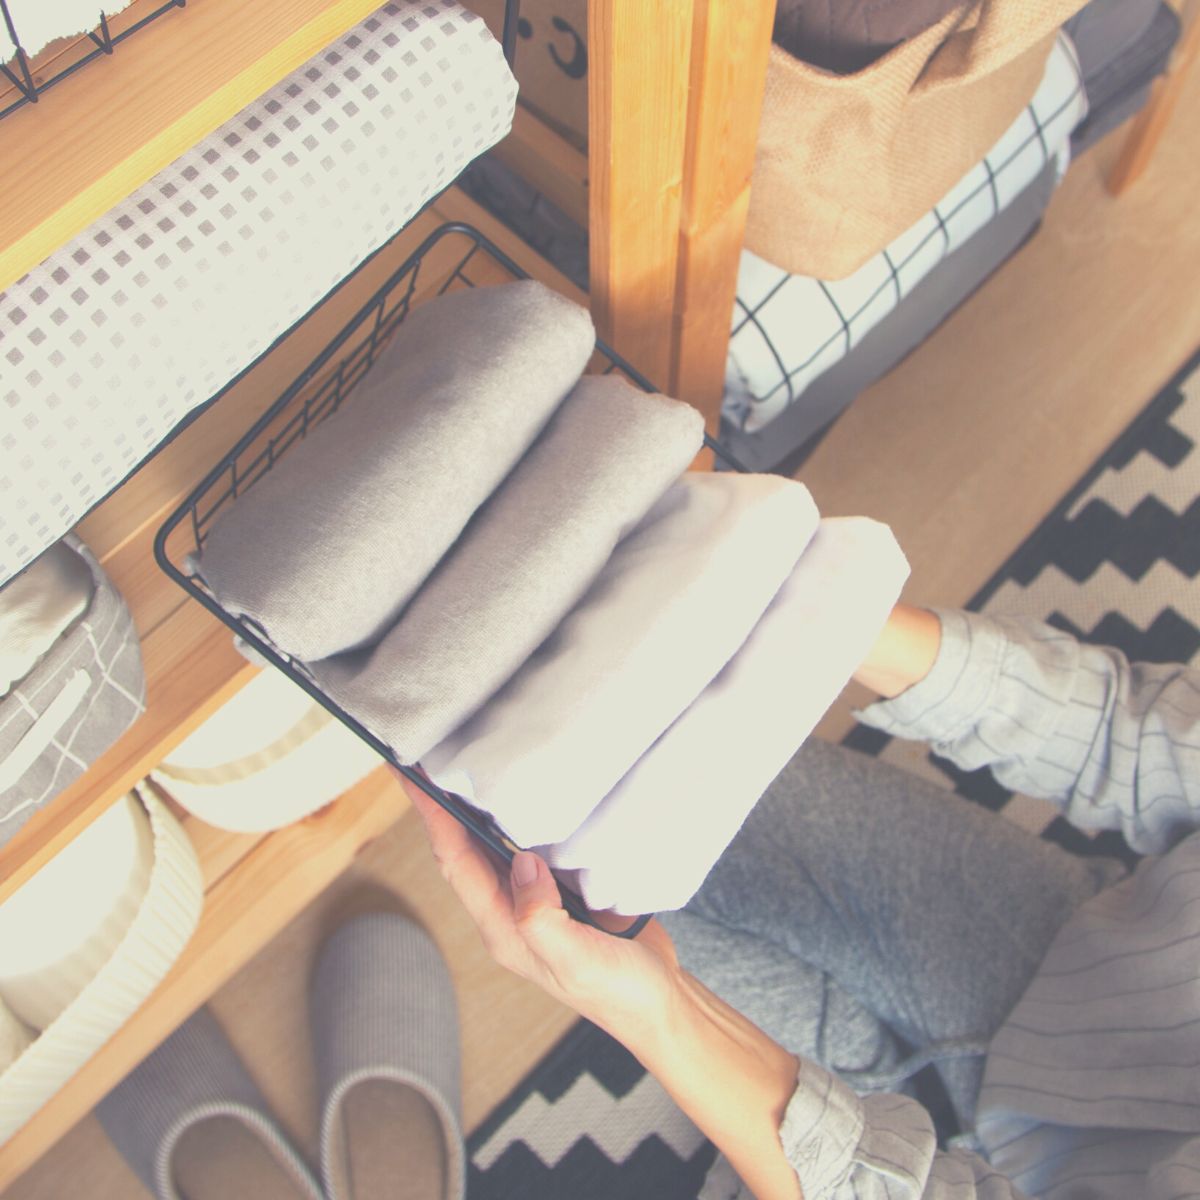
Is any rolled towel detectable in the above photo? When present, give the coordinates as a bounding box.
[197,280,596,662]
[0,792,154,1030]
[314,375,705,763]
[423,473,820,846]
[540,518,910,915]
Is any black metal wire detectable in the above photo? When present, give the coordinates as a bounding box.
[0,0,187,121]
[158,222,751,939]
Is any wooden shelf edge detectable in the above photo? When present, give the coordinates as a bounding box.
[0,766,407,1191]
[0,0,392,291]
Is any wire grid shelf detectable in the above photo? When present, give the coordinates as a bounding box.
[0,0,186,121]
[156,221,742,936]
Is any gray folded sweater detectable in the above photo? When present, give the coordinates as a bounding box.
[197,280,596,661]
[313,374,704,762]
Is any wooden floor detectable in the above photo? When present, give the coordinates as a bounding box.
[9,79,1200,1197]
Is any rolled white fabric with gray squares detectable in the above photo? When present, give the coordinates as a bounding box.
[313,374,705,763]
[423,473,821,847]
[197,280,597,662]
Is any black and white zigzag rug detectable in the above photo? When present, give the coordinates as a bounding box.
[466,348,1200,1200]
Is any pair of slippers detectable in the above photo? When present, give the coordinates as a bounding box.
[96,913,464,1200]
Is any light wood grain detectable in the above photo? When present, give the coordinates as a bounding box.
[670,0,777,434]
[0,0,400,291]
[0,768,406,1192]
[587,0,694,390]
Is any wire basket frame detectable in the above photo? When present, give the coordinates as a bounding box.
[156,221,745,938]
[1,0,187,121]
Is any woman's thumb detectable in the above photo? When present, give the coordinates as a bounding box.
[510,851,566,932]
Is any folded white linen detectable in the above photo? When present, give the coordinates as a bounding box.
[539,517,910,915]
[314,375,704,763]
[0,542,94,698]
[423,473,820,846]
[198,280,596,661]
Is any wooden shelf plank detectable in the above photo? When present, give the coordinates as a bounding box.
[0,767,406,1192]
[0,0,391,291]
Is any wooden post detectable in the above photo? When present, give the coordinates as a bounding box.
[588,0,776,437]
[1108,0,1199,196]
[671,0,777,434]
[587,0,695,391]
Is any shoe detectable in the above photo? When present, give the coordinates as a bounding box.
[96,1006,323,1200]
[310,912,465,1200]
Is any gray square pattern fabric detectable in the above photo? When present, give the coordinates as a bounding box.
[313,375,705,763]
[197,281,597,662]
[0,537,145,846]
[0,0,517,588]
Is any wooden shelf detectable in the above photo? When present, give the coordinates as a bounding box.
[0,766,408,1192]
[0,0,394,291]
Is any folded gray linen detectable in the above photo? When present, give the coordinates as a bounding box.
[197,281,596,662]
[313,375,704,763]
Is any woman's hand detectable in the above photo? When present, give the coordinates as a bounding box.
[397,770,683,1045]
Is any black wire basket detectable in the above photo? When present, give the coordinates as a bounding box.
[156,221,744,937]
[1,0,187,121]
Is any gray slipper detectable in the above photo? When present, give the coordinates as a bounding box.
[95,1006,323,1200]
[310,912,465,1200]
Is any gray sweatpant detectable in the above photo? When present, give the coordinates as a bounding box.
[659,738,1124,1130]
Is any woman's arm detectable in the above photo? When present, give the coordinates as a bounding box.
[400,773,1026,1200]
[852,603,941,698]
[853,605,1200,854]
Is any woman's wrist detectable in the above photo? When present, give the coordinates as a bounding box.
[854,603,942,699]
[611,966,804,1200]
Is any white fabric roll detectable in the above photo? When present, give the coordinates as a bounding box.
[152,666,380,833]
[0,793,154,1030]
[541,518,910,915]
[423,473,820,846]
[0,786,203,1142]
[0,542,94,698]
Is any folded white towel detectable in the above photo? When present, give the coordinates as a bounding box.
[539,518,910,915]
[423,473,820,846]
[314,375,704,763]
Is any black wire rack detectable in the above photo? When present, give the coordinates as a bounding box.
[156,221,746,938]
[0,0,186,121]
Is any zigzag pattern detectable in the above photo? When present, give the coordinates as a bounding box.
[846,351,1200,871]
[468,1022,715,1200]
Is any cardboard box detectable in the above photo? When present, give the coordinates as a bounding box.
[469,0,589,149]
